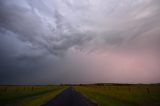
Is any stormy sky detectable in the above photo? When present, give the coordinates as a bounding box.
[0,0,160,84]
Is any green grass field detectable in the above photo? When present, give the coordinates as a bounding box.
[1,84,160,106]
[0,85,67,106]
[75,84,160,106]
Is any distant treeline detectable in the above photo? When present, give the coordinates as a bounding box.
[0,83,160,86]
[60,83,160,86]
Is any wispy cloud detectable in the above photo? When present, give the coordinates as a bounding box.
[0,0,160,84]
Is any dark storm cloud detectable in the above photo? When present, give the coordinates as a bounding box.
[0,0,160,84]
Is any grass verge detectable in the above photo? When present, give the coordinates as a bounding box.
[0,86,67,106]
[75,85,160,106]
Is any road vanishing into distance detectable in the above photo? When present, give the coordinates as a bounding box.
[43,87,98,106]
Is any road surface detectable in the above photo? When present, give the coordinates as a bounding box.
[43,87,98,106]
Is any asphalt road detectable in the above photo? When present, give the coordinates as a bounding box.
[43,87,98,106]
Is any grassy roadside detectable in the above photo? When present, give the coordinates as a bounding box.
[0,86,67,106]
[75,85,160,106]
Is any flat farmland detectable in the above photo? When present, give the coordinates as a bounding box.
[1,84,160,106]
[75,84,160,106]
[0,85,67,106]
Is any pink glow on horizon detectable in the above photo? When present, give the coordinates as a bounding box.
[67,49,160,83]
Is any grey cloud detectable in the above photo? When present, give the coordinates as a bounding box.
[0,0,160,84]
